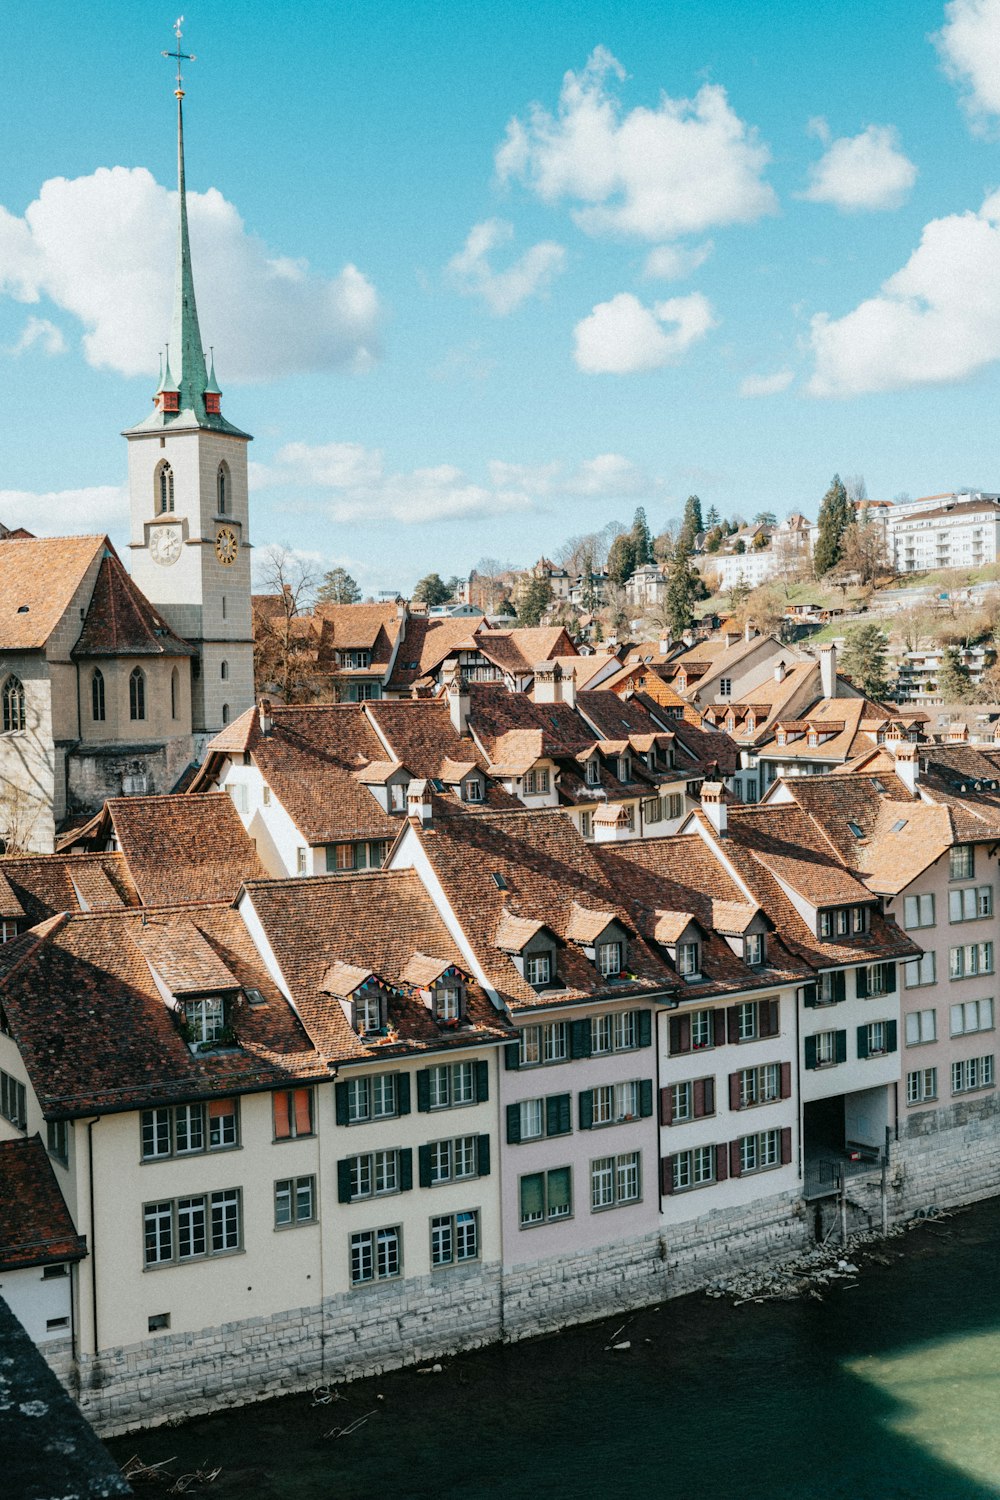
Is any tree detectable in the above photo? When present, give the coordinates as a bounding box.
[844,474,868,504]
[727,582,785,639]
[734,538,746,555]
[936,646,973,703]
[631,507,654,566]
[607,532,637,584]
[752,531,769,551]
[664,540,698,638]
[517,576,553,627]
[254,544,321,703]
[840,518,889,588]
[317,566,360,605]
[814,474,851,577]
[472,556,517,614]
[705,526,724,553]
[579,546,598,614]
[705,504,720,530]
[753,511,777,527]
[840,623,891,700]
[727,575,752,617]
[653,526,677,562]
[413,572,451,607]
[680,495,703,550]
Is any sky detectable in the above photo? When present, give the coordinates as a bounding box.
[6,1,1000,594]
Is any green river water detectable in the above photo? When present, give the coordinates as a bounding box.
[110,1198,1000,1499]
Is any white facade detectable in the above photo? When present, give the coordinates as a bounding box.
[888,495,1000,575]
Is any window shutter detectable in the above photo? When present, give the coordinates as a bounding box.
[780,1126,792,1166]
[703,1077,715,1116]
[763,999,779,1038]
[668,1016,683,1055]
[692,1079,704,1118]
[416,1070,431,1112]
[857,1024,869,1059]
[727,1007,740,1045]
[337,1158,353,1204]
[418,1143,432,1188]
[780,1061,791,1099]
[475,1059,489,1102]
[856,967,869,999]
[638,1010,652,1048]
[570,1019,592,1059]
[885,964,897,995]
[294,1089,312,1136]
[399,1148,413,1192]
[660,1086,673,1126]
[334,1081,349,1126]
[639,1079,653,1118]
[833,970,846,1004]
[886,1019,898,1053]
[545,1094,563,1137]
[273,1090,290,1138]
[835,1030,847,1064]
[504,1041,521,1070]
[716,1143,729,1183]
[713,1010,727,1047]
[477,1135,491,1177]
[397,1072,411,1116]
[729,1140,742,1178]
[579,1089,594,1131]
[661,1155,675,1196]
[802,982,818,1008]
[804,1035,818,1071]
[506,1103,521,1144]
[729,1071,741,1110]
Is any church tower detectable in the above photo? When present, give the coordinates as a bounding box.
[125,22,253,736]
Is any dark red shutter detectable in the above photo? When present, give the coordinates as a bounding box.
[729,1140,742,1178]
[727,1007,740,1045]
[780,1126,792,1165]
[661,1155,674,1195]
[780,1061,792,1099]
[729,1071,741,1110]
[713,1010,727,1046]
[660,1087,673,1126]
[703,1077,715,1116]
[716,1143,729,1182]
[669,1015,691,1055]
[693,1078,705,1117]
[761,999,779,1038]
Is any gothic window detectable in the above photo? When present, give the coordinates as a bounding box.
[220,660,229,681]
[217,463,229,515]
[91,669,105,722]
[221,704,230,726]
[1,677,25,734]
[170,667,179,720]
[129,667,146,722]
[157,462,175,515]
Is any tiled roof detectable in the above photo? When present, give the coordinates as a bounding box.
[106,794,267,905]
[0,534,107,650]
[757,697,890,762]
[321,960,376,996]
[0,852,139,924]
[312,601,403,651]
[364,699,490,776]
[72,553,195,658]
[564,901,619,943]
[132,916,241,994]
[664,712,741,777]
[386,616,485,691]
[550,652,621,688]
[0,1136,86,1271]
[477,626,575,676]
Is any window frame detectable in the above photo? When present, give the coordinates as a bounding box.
[274,1174,316,1228]
[430,1209,479,1268]
[350,1225,402,1286]
[143,1188,243,1268]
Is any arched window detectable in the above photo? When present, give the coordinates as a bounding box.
[221,703,230,726]
[2,676,25,734]
[217,462,229,515]
[91,669,105,722]
[220,660,229,681]
[170,667,179,720]
[129,667,146,721]
[156,462,174,515]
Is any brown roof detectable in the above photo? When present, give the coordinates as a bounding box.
[364,699,492,780]
[313,601,403,651]
[132,916,241,994]
[105,794,267,905]
[0,1136,86,1271]
[0,534,106,650]
[0,852,139,924]
[477,626,575,676]
[72,553,194,658]
[386,616,485,691]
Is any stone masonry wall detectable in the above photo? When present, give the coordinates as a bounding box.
[502,1229,666,1341]
[890,1091,1000,1217]
[664,1189,811,1295]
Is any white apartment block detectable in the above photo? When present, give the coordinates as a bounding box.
[888,494,1000,575]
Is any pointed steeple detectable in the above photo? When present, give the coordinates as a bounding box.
[169,84,209,418]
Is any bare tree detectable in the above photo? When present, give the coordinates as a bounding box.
[253,545,322,703]
[0,781,42,855]
[844,474,868,503]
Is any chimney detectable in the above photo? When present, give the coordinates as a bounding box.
[700,780,727,836]
[533,661,559,704]
[658,633,671,656]
[407,778,433,825]
[774,660,786,685]
[891,742,919,795]
[559,665,577,710]
[258,697,273,736]
[448,673,470,734]
[744,621,756,643]
[724,630,739,648]
[820,644,836,701]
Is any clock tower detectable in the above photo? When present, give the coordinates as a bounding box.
[125,22,253,736]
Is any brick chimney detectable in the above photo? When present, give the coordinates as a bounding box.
[820,644,836,701]
[700,780,727,836]
[448,674,470,734]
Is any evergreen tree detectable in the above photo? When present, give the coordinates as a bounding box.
[680,494,703,550]
[630,507,654,566]
[580,547,597,613]
[517,576,553,627]
[705,527,724,553]
[607,532,637,584]
[705,504,720,530]
[936,646,973,703]
[664,540,698,638]
[317,566,361,605]
[412,572,451,607]
[814,474,851,577]
[840,623,891,700]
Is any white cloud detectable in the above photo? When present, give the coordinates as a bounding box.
[487,453,656,498]
[0,484,126,537]
[739,369,795,398]
[6,315,65,356]
[447,219,565,314]
[935,0,1000,131]
[573,291,716,374]
[0,166,379,382]
[802,122,916,212]
[496,46,776,240]
[808,190,1000,396]
[643,241,713,280]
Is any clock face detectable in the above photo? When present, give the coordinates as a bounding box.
[215,527,238,566]
[150,525,181,567]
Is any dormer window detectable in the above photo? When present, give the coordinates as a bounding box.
[434,981,464,1023]
[526,952,552,987]
[678,941,700,978]
[390,783,407,812]
[597,940,623,977]
[617,755,632,782]
[745,933,765,967]
[464,778,483,803]
[353,988,386,1037]
[185,995,226,1047]
[585,759,600,787]
[807,731,818,747]
[205,393,221,416]
[776,729,786,746]
[524,768,550,795]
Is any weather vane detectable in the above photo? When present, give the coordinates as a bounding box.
[162,16,195,97]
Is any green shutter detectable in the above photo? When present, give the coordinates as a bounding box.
[855,967,869,999]
[833,970,846,1004]
[477,1135,491,1177]
[857,1024,869,1059]
[397,1073,411,1116]
[545,1095,561,1137]
[416,1070,431,1112]
[804,1035,818,1070]
[570,1019,592,1058]
[885,963,897,995]
[802,982,818,1008]
[547,1166,571,1216]
[520,1172,544,1222]
[579,1089,594,1130]
[337,1158,353,1203]
[638,1010,652,1048]
[504,1041,521,1070]
[335,1081,349,1126]
[506,1103,521,1144]
[556,1093,571,1135]
[835,1029,847,1064]
[475,1059,489,1102]
[639,1078,653,1118]
[418,1144,433,1187]
[886,1019,898,1053]
[399,1148,413,1192]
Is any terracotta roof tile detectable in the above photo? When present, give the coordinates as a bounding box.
[107,794,267,904]
[72,553,194,658]
[132,916,240,994]
[0,534,107,650]
[0,852,139,924]
[0,1136,86,1271]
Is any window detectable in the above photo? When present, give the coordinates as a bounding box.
[506,1095,571,1143]
[745,933,764,968]
[904,952,937,988]
[678,942,700,978]
[91,669,105,723]
[434,982,463,1023]
[185,995,226,1046]
[951,1055,995,1094]
[819,911,832,938]
[645,796,663,825]
[665,1077,715,1124]
[950,998,994,1036]
[143,1189,242,1267]
[427,1061,475,1109]
[424,1135,481,1183]
[1,676,25,734]
[591,1152,641,1211]
[806,1029,845,1069]
[519,1166,572,1226]
[905,1009,937,1046]
[431,1210,479,1266]
[341,1149,408,1201]
[275,1175,316,1227]
[739,1129,780,1174]
[580,811,593,839]
[588,1080,641,1126]
[949,886,993,923]
[597,941,623,977]
[354,989,385,1036]
[862,963,895,998]
[523,768,550,795]
[736,1002,759,1042]
[220,660,229,682]
[170,667,179,719]
[585,758,601,786]
[517,1021,568,1067]
[465,779,483,803]
[157,462,174,513]
[719,678,732,697]
[0,1069,26,1130]
[525,952,552,987]
[906,1068,937,1105]
[47,1118,68,1163]
[904,893,935,929]
[217,462,229,514]
[670,1145,717,1192]
[949,942,994,979]
[950,845,975,881]
[129,667,146,721]
[263,784,272,806]
[141,1099,238,1159]
[273,1087,313,1139]
[865,1021,888,1056]
[350,1226,401,1285]
[590,1010,639,1054]
[341,1073,401,1124]
[737,1063,781,1108]
[667,793,683,819]
[296,847,308,876]
[617,756,632,782]
[0,920,18,944]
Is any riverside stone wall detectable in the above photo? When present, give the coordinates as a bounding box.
[890,1092,1000,1217]
[664,1190,811,1294]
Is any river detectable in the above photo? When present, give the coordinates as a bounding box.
[109,1198,1000,1499]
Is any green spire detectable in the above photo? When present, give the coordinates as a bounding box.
[169,91,208,419]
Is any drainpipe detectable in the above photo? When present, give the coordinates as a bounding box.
[86,1117,99,1358]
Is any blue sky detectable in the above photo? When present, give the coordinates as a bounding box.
[5,1,1000,593]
